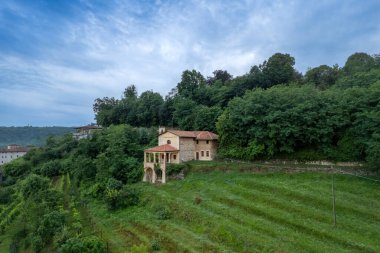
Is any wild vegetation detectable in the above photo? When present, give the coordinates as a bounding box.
[0,125,156,252]
[93,52,380,167]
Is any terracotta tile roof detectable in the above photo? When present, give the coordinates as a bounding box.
[0,147,29,153]
[75,125,102,130]
[166,130,218,140]
[195,131,219,140]
[145,144,179,152]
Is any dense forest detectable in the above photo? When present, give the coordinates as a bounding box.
[94,52,380,168]
[0,127,74,147]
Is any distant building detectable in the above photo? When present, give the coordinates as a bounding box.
[143,127,218,183]
[0,144,29,165]
[73,125,102,140]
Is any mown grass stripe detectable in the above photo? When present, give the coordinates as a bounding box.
[220,180,380,238]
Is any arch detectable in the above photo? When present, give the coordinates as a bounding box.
[144,167,154,183]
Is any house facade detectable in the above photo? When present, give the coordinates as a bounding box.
[73,125,102,140]
[0,144,29,165]
[143,128,218,183]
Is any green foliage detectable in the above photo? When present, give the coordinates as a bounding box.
[151,239,161,251]
[343,52,375,74]
[305,64,340,88]
[0,187,14,204]
[104,185,140,210]
[261,52,297,87]
[217,83,380,163]
[154,205,172,220]
[20,174,50,199]
[128,244,149,253]
[166,163,186,176]
[38,159,62,177]
[60,236,106,253]
[35,210,66,243]
[2,159,32,178]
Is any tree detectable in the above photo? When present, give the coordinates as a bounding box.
[193,106,223,132]
[343,52,375,74]
[177,70,206,100]
[206,70,232,85]
[305,64,340,88]
[93,97,120,126]
[261,53,297,87]
[136,91,164,127]
[173,97,198,130]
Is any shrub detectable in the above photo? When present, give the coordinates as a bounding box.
[39,160,62,177]
[60,236,106,253]
[151,239,161,251]
[128,244,149,253]
[104,185,140,210]
[154,205,172,220]
[166,163,185,176]
[0,187,15,204]
[21,174,50,199]
[193,196,202,205]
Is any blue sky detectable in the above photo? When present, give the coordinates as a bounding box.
[0,0,379,126]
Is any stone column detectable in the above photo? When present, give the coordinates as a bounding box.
[162,152,166,184]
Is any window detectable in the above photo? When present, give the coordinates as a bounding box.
[167,140,171,144]
[206,140,209,144]
[196,140,199,144]
[206,151,209,157]
[173,155,177,160]
[201,151,204,157]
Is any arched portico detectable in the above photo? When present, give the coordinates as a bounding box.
[143,144,179,184]
[143,167,156,183]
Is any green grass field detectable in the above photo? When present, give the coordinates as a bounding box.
[85,171,380,253]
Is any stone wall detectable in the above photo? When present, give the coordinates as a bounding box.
[179,138,196,162]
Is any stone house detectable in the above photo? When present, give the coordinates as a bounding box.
[0,144,29,165]
[143,128,218,183]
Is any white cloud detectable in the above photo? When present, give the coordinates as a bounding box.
[1,0,380,126]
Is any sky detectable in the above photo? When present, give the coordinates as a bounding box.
[0,0,379,127]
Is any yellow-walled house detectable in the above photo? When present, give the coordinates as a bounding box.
[143,128,218,183]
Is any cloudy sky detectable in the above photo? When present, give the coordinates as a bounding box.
[0,0,379,126]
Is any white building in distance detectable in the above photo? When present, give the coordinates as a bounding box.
[0,144,29,165]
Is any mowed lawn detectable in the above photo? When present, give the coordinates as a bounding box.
[87,172,380,253]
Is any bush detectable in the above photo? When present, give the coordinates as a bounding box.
[0,187,15,204]
[21,174,50,199]
[166,163,185,176]
[128,244,149,253]
[3,159,32,178]
[151,239,161,251]
[154,205,172,220]
[193,196,202,205]
[36,210,66,244]
[104,185,140,210]
[38,160,62,177]
[60,236,106,253]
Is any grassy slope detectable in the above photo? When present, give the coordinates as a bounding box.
[85,171,380,253]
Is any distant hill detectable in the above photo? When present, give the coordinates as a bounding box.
[0,126,75,147]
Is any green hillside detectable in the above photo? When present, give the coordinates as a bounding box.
[83,171,380,252]
[0,126,75,147]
